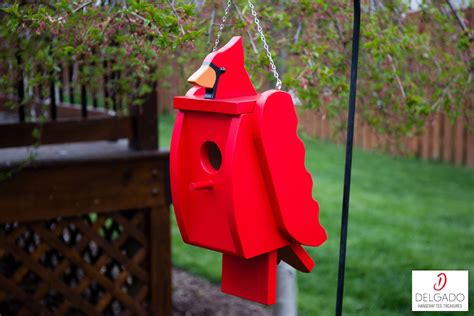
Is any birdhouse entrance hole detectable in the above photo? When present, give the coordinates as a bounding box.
[201,141,222,173]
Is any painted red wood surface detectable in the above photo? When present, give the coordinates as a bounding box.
[170,36,327,304]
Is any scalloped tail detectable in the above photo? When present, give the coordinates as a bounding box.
[278,243,315,273]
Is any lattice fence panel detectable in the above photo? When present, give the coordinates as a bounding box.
[0,209,150,315]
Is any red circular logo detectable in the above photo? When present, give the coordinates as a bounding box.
[433,272,447,291]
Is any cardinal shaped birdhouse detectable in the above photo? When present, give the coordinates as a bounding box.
[170,36,327,305]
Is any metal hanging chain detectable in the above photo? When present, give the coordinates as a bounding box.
[211,0,282,90]
[212,0,233,52]
[248,0,282,90]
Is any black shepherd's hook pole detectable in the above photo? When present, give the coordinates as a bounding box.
[335,0,361,315]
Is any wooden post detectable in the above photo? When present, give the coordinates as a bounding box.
[442,114,453,162]
[354,115,362,148]
[58,64,64,104]
[80,83,87,118]
[80,61,88,118]
[315,110,323,140]
[310,110,317,138]
[420,122,431,161]
[321,113,329,140]
[111,66,118,112]
[376,132,385,153]
[103,60,110,110]
[362,122,370,150]
[150,205,171,316]
[466,127,474,167]
[68,63,75,104]
[130,85,159,150]
[49,75,57,120]
[16,51,25,123]
[364,125,371,150]
[368,126,377,151]
[431,113,441,160]
[403,134,418,157]
[453,117,465,165]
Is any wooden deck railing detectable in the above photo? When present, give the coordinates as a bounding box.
[0,54,158,151]
[0,28,171,315]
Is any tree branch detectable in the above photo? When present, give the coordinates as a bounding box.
[232,0,258,54]
[166,0,185,35]
[294,20,302,45]
[72,1,93,13]
[208,7,215,45]
[445,0,473,42]
[128,11,163,36]
[431,74,461,110]
[326,10,349,55]
[387,54,406,100]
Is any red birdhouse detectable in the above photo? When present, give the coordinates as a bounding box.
[170,36,327,305]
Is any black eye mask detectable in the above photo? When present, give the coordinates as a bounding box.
[204,62,226,99]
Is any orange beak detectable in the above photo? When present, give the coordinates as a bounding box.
[188,65,216,88]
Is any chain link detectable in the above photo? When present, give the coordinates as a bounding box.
[211,0,282,90]
[212,0,232,52]
[248,0,282,90]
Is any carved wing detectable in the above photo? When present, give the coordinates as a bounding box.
[253,90,327,247]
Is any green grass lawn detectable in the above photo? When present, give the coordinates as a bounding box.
[159,112,474,316]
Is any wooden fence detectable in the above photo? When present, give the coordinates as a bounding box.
[298,108,474,167]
